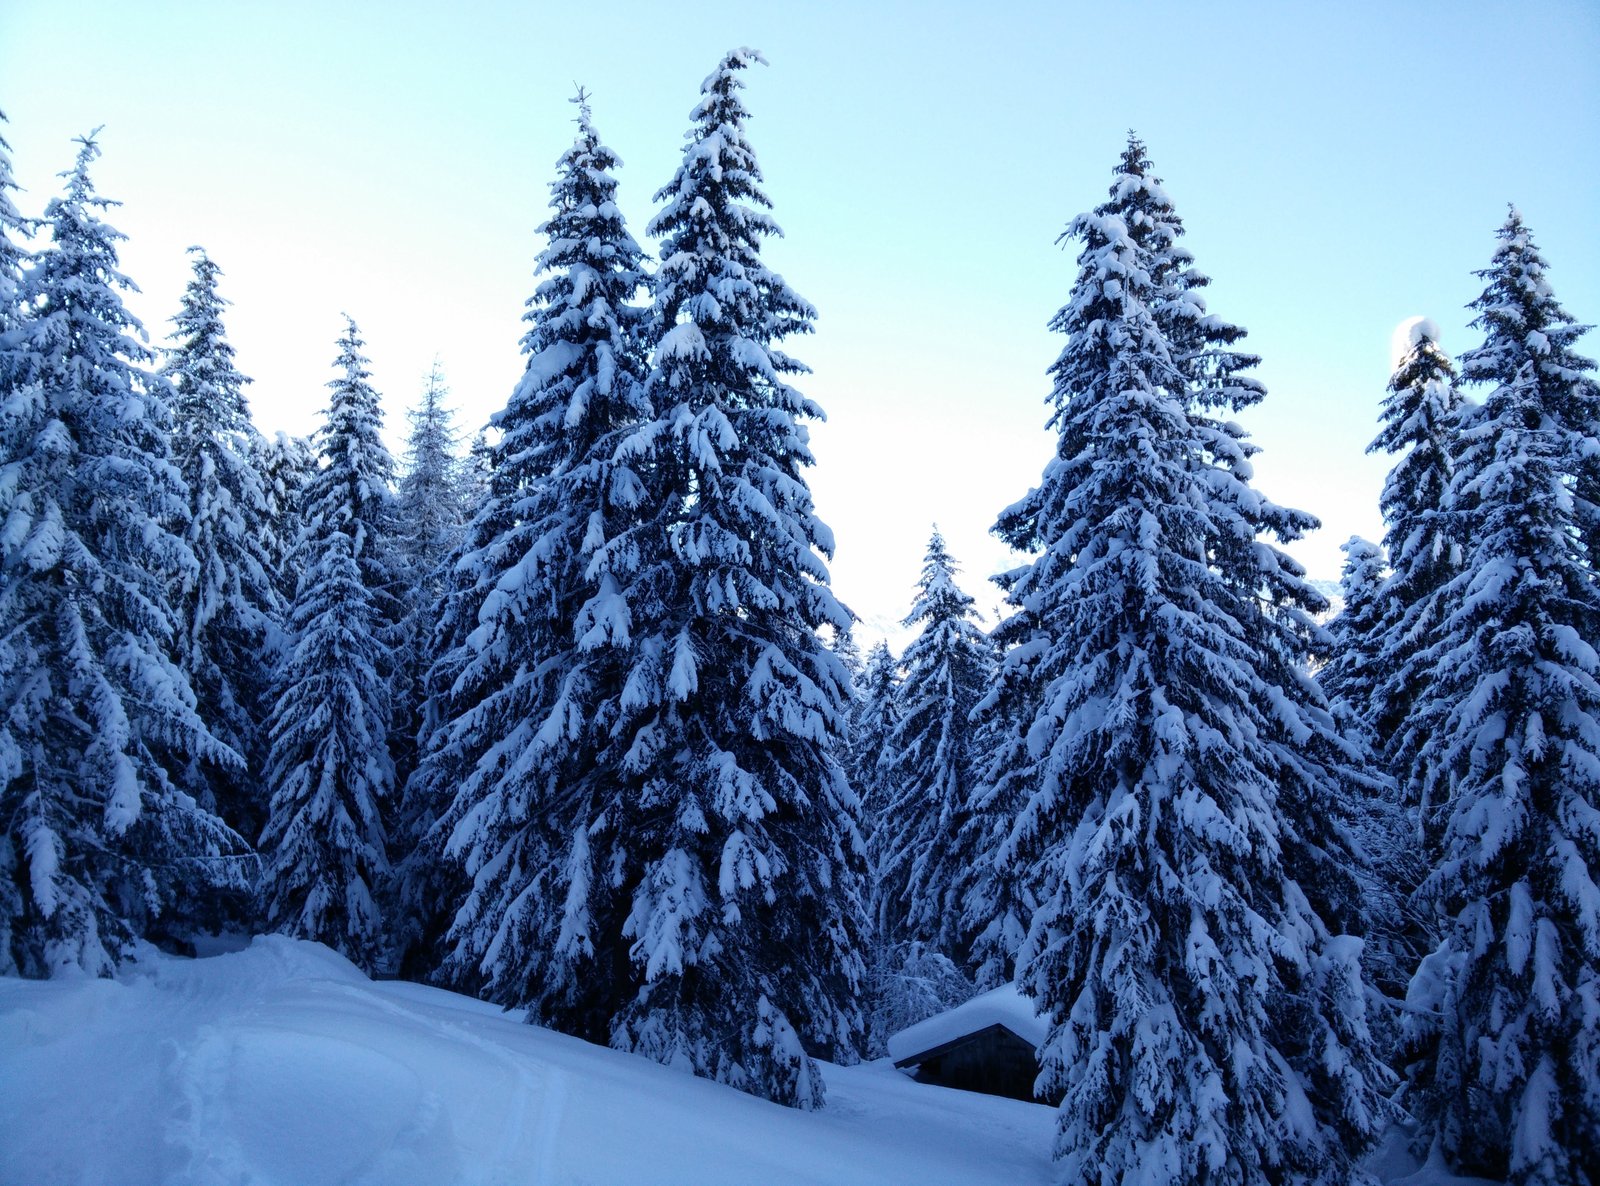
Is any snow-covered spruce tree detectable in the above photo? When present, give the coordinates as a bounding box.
[1103,133,1268,419]
[389,496,497,984]
[874,529,991,957]
[995,154,1388,1182]
[849,640,899,821]
[1319,535,1388,742]
[1368,320,1463,753]
[1398,222,1600,1186]
[256,430,317,607]
[0,133,249,976]
[163,247,283,844]
[1111,131,1394,983]
[1457,207,1600,574]
[596,49,866,1109]
[299,316,402,639]
[259,526,391,970]
[965,132,1336,994]
[430,92,651,1024]
[389,361,467,791]
[258,321,399,971]
[851,638,967,1057]
[864,534,988,1053]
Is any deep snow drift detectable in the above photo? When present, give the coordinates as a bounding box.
[0,937,1052,1185]
[0,937,1496,1185]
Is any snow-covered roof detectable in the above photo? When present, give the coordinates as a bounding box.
[886,984,1049,1064]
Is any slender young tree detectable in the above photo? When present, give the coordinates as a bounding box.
[256,430,317,608]
[163,247,283,844]
[828,622,864,687]
[849,641,900,821]
[1368,320,1464,752]
[0,134,248,976]
[432,91,651,1024]
[1319,535,1388,740]
[595,49,866,1109]
[299,316,401,634]
[1399,216,1600,1186]
[259,527,391,970]
[389,360,467,791]
[258,322,397,971]
[992,144,1388,1183]
[874,529,991,957]
[391,445,501,985]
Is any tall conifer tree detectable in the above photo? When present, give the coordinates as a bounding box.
[0,110,25,335]
[389,361,467,791]
[594,49,866,1108]
[1369,321,1464,751]
[163,247,283,843]
[258,320,396,971]
[874,529,991,958]
[299,316,400,633]
[432,92,651,1024]
[259,525,391,970]
[0,134,248,975]
[991,143,1387,1182]
[1400,214,1600,1186]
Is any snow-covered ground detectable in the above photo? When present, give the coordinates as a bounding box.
[0,937,1052,1185]
[0,937,1497,1186]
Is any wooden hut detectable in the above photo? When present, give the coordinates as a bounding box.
[886,984,1056,1104]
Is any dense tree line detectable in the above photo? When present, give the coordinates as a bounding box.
[0,58,1595,1185]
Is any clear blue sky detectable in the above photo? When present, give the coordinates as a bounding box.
[3,0,1596,645]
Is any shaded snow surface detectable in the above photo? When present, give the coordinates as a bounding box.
[0,935,1503,1185]
[0,936,1053,1185]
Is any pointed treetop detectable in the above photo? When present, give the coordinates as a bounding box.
[181,243,227,294]
[1118,129,1151,174]
[332,314,372,385]
[62,128,110,203]
[1476,205,1591,358]
[565,86,609,159]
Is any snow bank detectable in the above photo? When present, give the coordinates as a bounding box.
[0,940,1504,1185]
[0,937,1053,1185]
[886,982,1049,1064]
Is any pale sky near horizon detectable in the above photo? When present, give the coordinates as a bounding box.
[3,1,1597,648]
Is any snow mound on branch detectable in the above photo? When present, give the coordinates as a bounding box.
[1391,315,1442,368]
[1409,317,1442,346]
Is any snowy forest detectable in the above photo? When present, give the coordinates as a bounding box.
[1,46,1597,1186]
